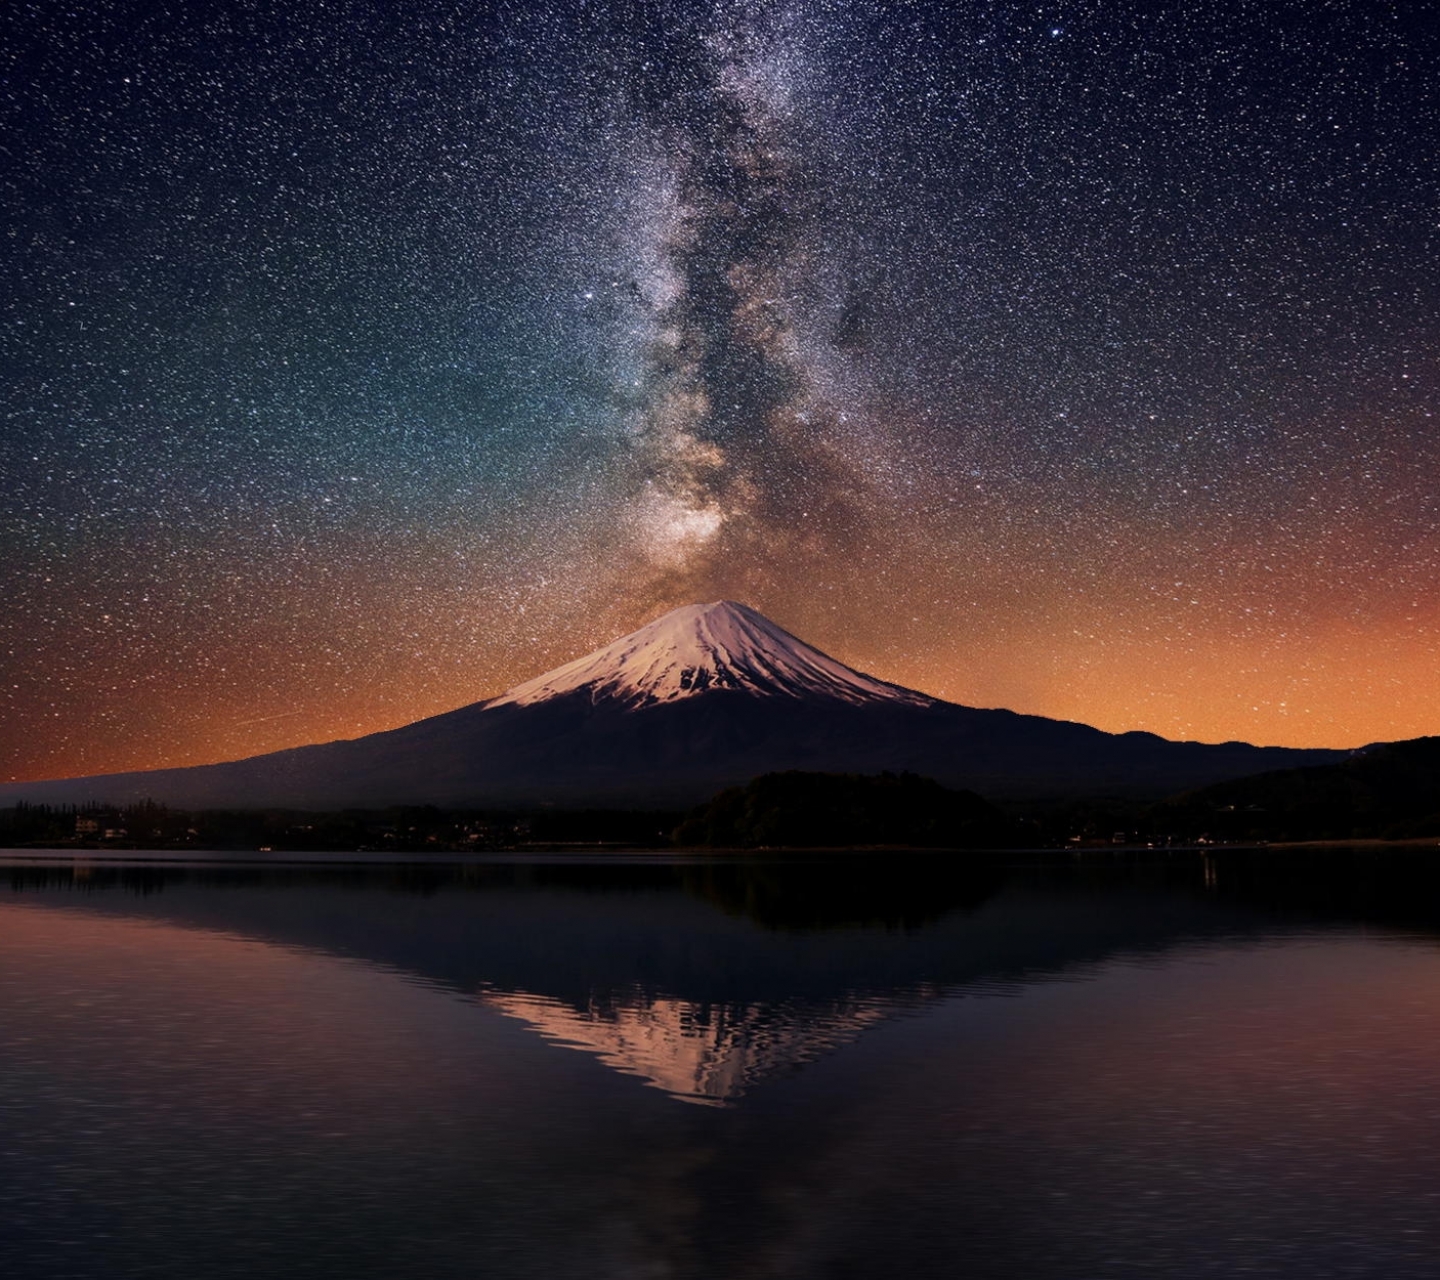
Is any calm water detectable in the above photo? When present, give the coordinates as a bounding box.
[5,850,1440,1278]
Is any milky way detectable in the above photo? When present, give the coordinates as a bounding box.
[2,0,1438,781]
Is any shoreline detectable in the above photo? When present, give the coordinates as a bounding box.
[3,839,1439,868]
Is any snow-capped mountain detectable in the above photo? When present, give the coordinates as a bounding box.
[487,601,932,710]
[0,600,1346,810]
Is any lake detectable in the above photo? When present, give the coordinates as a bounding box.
[4,849,1440,1278]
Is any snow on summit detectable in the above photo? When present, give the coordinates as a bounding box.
[487,601,934,711]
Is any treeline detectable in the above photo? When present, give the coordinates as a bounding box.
[0,800,681,852]
[0,801,191,847]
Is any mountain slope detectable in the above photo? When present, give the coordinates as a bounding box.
[0,601,1348,809]
[1151,736,1440,841]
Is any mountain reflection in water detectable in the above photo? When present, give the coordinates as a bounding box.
[8,850,1440,1279]
[479,984,926,1105]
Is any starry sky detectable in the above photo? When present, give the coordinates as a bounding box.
[3,0,1438,783]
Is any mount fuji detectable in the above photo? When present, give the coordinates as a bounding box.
[1,601,1345,809]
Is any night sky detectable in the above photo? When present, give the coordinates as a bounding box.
[3,0,1437,783]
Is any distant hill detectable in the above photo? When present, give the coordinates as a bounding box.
[1151,736,1440,842]
[674,771,1020,849]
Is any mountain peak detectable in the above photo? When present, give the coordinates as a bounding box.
[486,601,934,711]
